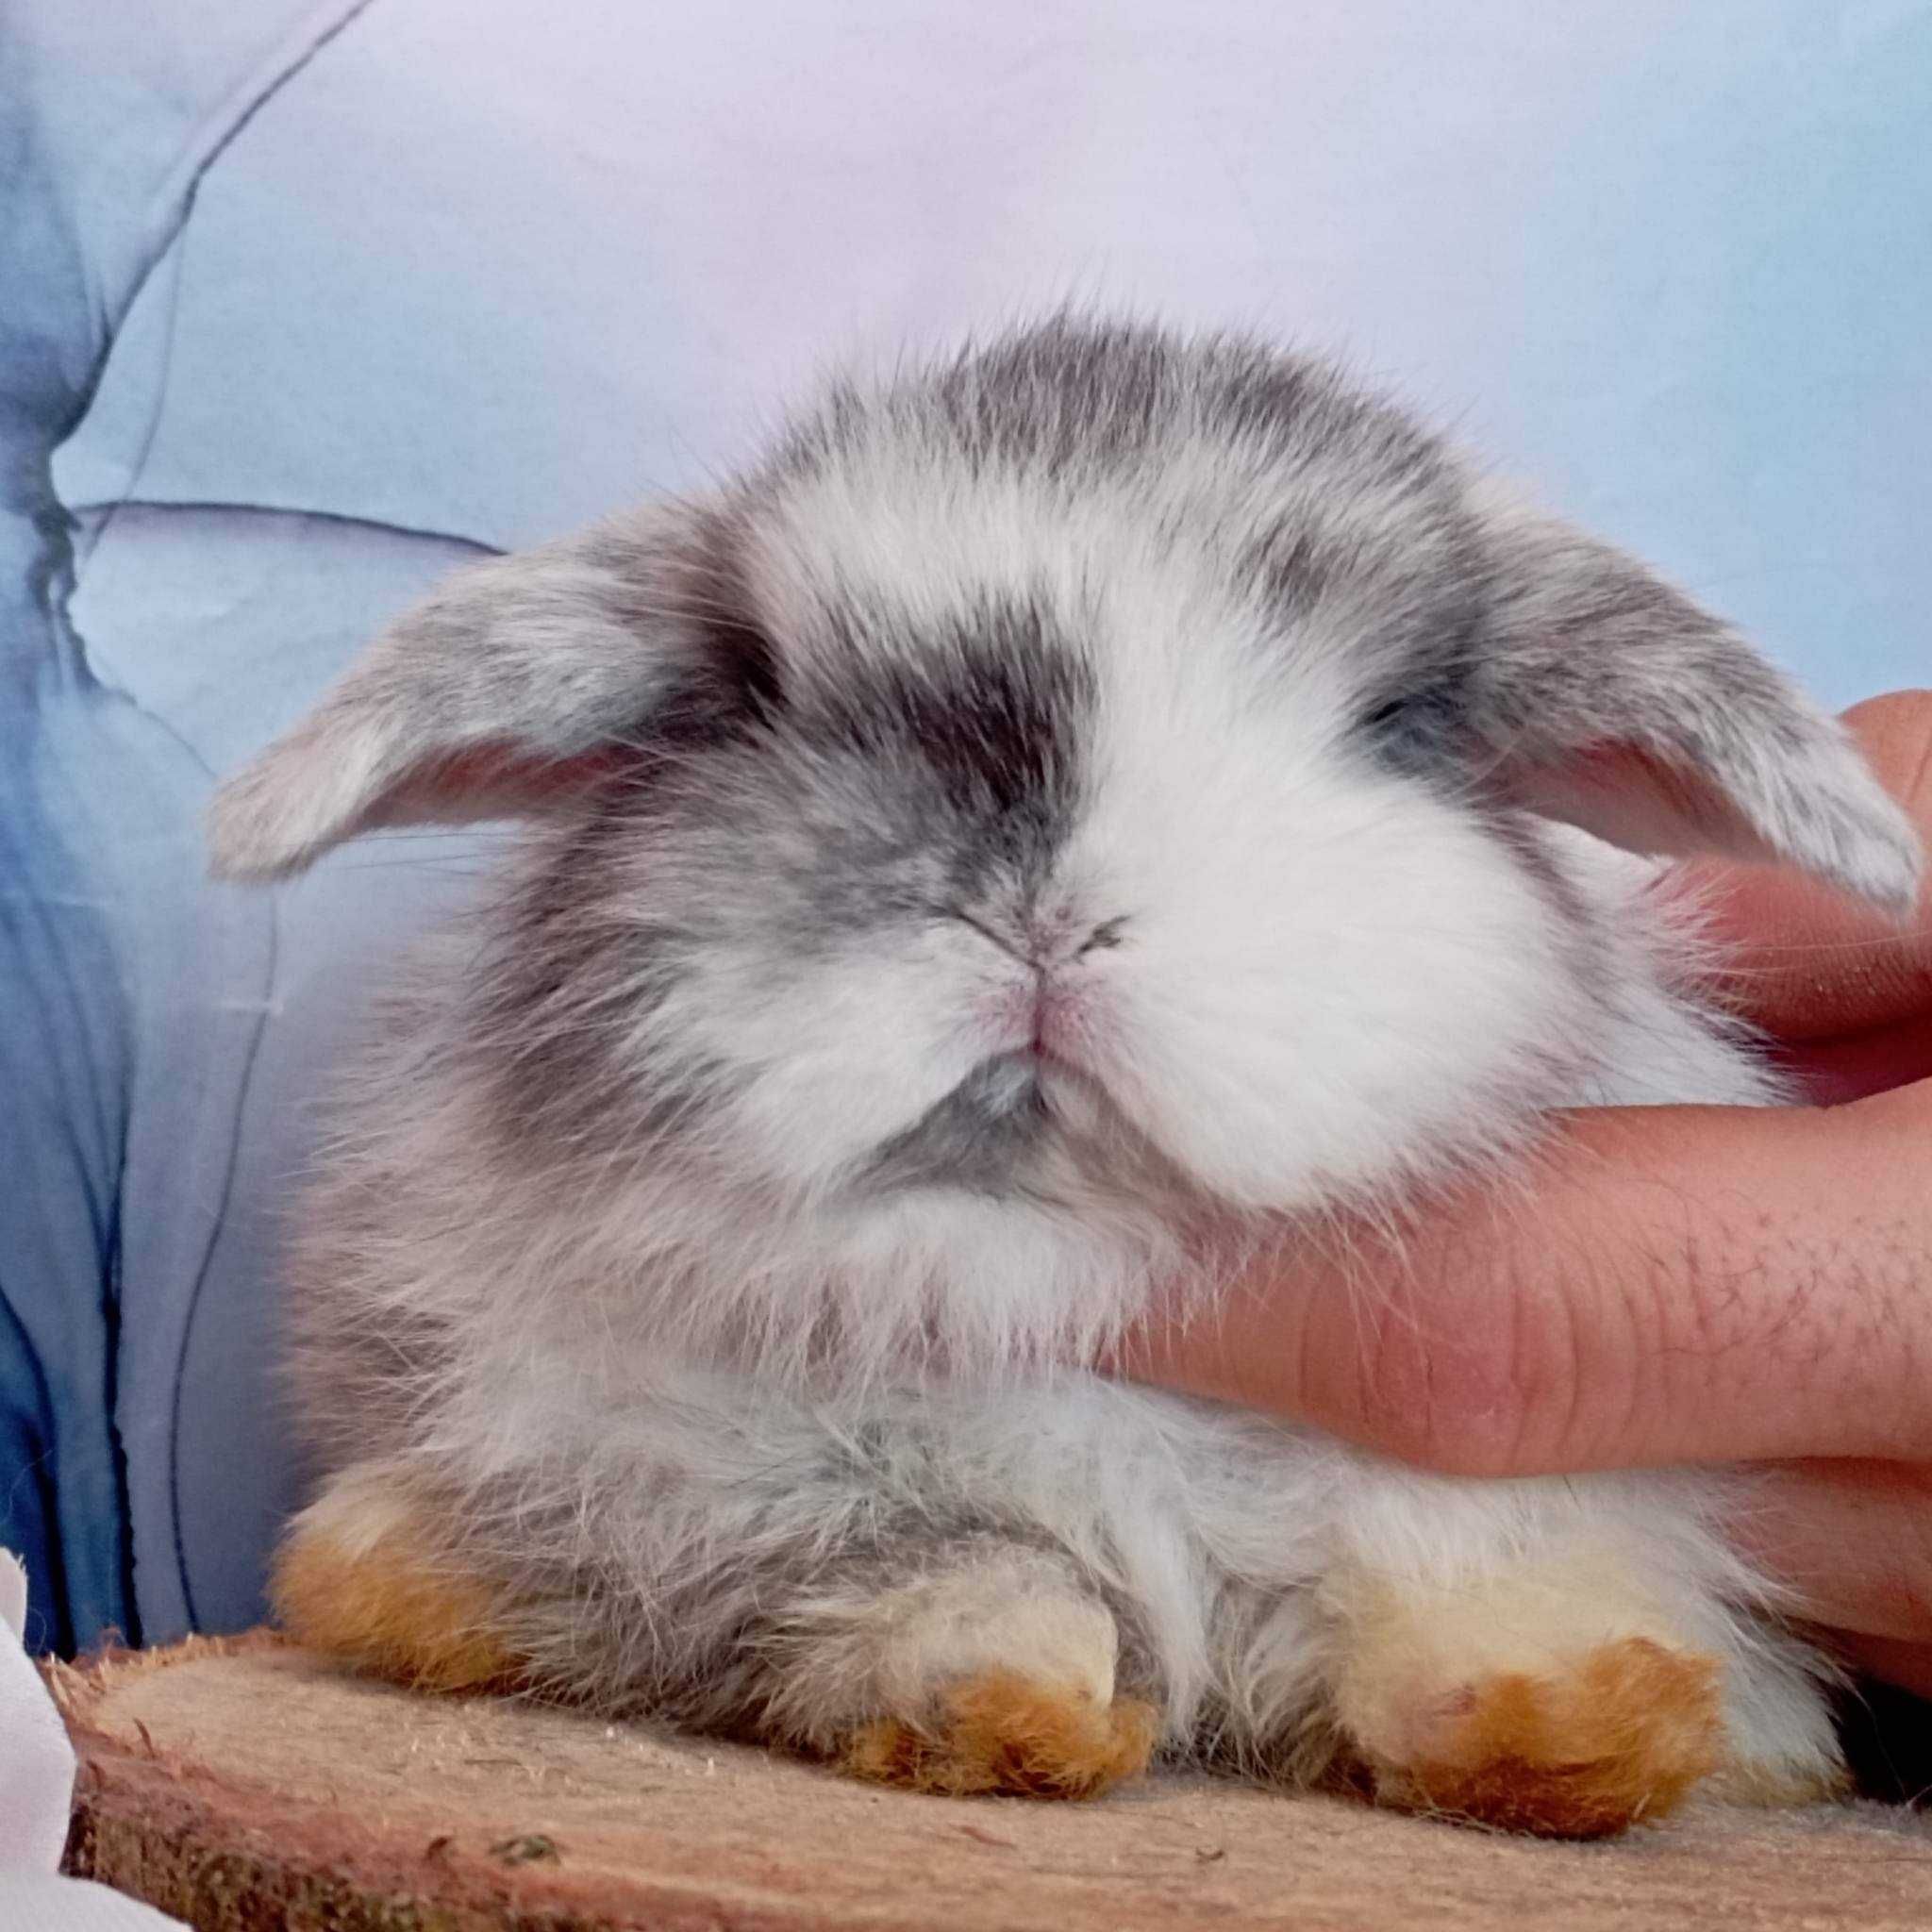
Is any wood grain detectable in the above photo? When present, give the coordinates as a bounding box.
[47,1636,1932,1931]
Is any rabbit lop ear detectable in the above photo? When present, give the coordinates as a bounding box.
[208,506,768,881]
[1472,496,1922,913]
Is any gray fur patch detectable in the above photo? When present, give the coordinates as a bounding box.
[859,1053,1049,1196]
[795,594,1097,907]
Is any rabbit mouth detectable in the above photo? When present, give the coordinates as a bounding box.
[858,1052,1057,1197]
[853,1051,1191,1216]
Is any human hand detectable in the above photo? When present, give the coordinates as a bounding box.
[1119,690,1932,1696]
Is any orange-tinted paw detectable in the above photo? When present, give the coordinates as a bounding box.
[273,1503,523,1695]
[1368,1637,1722,1840]
[841,1669,1158,1799]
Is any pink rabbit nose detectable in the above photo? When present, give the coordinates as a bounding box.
[1027,929,1122,1060]
[958,908,1124,1064]
[1030,910,1128,968]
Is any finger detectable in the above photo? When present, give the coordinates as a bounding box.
[1677,690,1932,1044]
[1728,1459,1932,1644]
[1831,1633,1932,1705]
[1117,1081,1932,1475]
[1778,1008,1932,1106]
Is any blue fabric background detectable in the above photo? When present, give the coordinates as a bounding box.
[2,1,1926,1653]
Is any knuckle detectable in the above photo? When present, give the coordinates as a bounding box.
[1351,1247,1572,1479]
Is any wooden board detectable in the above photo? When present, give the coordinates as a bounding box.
[49,1635,1932,1931]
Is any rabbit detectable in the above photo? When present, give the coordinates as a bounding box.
[208,316,1921,1839]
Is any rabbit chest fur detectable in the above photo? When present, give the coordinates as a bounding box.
[212,319,1919,1836]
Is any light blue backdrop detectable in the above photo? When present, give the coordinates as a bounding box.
[2,0,1926,1653]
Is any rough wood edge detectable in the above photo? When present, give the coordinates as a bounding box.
[47,1633,876,1932]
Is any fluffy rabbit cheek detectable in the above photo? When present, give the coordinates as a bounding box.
[693,931,1024,1187]
[1071,765,1584,1209]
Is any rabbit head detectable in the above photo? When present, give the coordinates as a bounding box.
[210,321,1919,1370]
